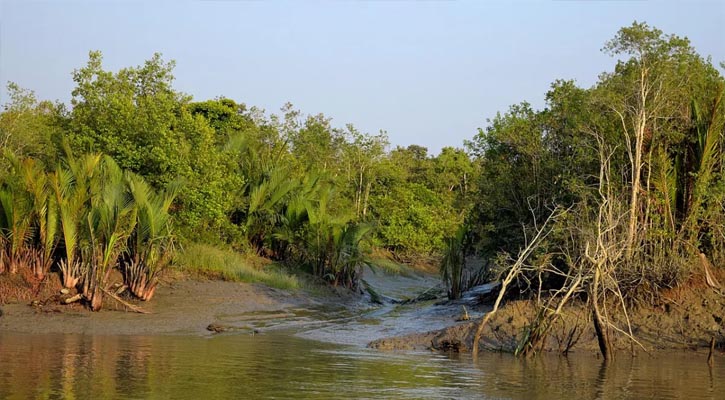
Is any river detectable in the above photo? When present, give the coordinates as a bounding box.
[1,270,724,399]
[1,330,723,399]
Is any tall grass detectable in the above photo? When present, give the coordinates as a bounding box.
[440,226,466,299]
[176,243,299,290]
[368,256,414,277]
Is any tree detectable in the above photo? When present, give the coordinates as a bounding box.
[342,126,388,219]
[466,102,552,255]
[371,182,459,256]
[66,51,235,236]
[290,113,344,175]
[0,83,63,168]
[601,21,700,256]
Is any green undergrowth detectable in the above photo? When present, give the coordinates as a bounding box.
[175,243,299,290]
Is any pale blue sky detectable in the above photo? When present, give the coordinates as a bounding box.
[1,0,723,153]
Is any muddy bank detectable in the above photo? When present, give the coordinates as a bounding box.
[4,265,723,358]
[0,278,344,335]
[0,265,439,340]
[370,283,725,355]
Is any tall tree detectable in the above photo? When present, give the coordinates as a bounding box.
[0,83,63,168]
[66,51,235,236]
[601,22,699,256]
[342,126,388,219]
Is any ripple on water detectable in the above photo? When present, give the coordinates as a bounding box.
[0,333,724,399]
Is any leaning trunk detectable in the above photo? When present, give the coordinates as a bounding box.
[591,266,613,360]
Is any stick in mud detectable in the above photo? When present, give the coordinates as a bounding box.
[63,293,83,304]
[102,288,150,314]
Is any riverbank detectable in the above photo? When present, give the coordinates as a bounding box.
[0,251,443,338]
[2,265,724,358]
[1,271,723,399]
[369,279,725,357]
[0,274,356,335]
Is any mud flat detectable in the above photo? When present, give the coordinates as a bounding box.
[3,268,724,360]
[0,279,337,335]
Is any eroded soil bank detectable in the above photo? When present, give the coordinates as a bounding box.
[369,280,725,358]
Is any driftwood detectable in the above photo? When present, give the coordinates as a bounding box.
[401,285,443,305]
[63,293,83,304]
[207,323,259,334]
[708,337,716,367]
[101,288,150,314]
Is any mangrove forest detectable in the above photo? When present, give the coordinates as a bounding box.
[1,21,724,364]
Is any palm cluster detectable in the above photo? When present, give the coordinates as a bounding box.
[0,151,177,310]
[241,160,373,290]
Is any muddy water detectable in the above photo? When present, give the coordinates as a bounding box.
[0,332,723,399]
[2,272,724,399]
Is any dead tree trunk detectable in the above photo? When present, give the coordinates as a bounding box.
[591,266,613,361]
[472,209,561,358]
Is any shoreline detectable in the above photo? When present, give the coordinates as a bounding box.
[0,278,337,336]
[369,285,725,357]
[2,273,723,360]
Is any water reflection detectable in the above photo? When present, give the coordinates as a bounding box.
[0,333,723,399]
[471,352,722,399]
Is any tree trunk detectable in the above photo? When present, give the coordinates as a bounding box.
[362,181,371,218]
[90,285,103,312]
[625,67,648,259]
[356,171,364,218]
[592,266,613,360]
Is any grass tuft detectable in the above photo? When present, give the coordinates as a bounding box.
[369,257,414,277]
[175,243,299,290]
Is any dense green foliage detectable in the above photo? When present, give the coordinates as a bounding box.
[1,22,722,312]
[0,50,470,305]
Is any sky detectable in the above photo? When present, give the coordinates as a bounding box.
[1,0,723,154]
